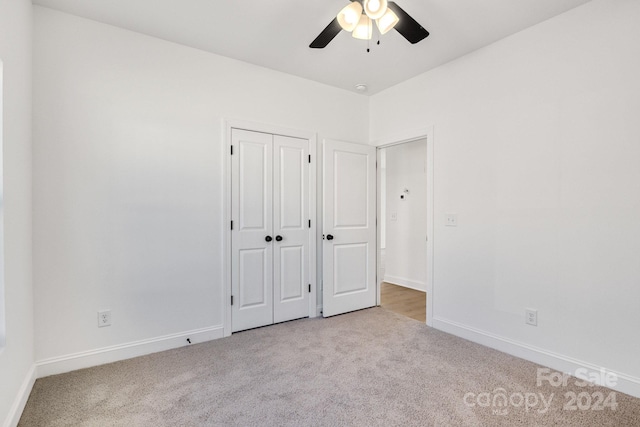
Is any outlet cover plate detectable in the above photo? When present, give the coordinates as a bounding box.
[525,309,538,326]
[98,310,112,327]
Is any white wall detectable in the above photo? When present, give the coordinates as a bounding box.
[0,0,34,425]
[371,0,640,394]
[33,7,368,365]
[383,139,427,291]
[29,0,640,406]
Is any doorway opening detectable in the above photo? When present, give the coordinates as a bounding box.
[377,137,430,323]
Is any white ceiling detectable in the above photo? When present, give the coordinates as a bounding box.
[33,0,592,95]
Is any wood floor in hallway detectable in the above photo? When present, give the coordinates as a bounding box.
[380,282,426,323]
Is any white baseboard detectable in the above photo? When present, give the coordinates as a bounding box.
[4,365,36,427]
[432,316,640,399]
[36,325,224,378]
[383,275,426,292]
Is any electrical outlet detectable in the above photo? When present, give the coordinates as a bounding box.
[525,309,537,326]
[445,213,458,227]
[98,310,112,327]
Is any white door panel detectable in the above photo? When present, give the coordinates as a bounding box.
[333,243,368,295]
[323,140,376,317]
[232,129,273,332]
[239,141,270,230]
[334,150,370,228]
[238,248,270,307]
[278,146,304,229]
[273,135,309,323]
[279,246,304,300]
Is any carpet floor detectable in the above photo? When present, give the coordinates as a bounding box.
[19,307,640,426]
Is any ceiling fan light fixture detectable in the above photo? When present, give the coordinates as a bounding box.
[337,2,364,32]
[352,15,373,40]
[376,9,399,35]
[363,0,388,20]
[309,1,429,49]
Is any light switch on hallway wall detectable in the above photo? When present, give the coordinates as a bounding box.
[391,212,398,221]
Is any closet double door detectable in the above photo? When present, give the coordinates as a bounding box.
[231,129,310,332]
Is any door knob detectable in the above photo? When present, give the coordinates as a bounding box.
[275,235,283,242]
[326,234,334,240]
[265,236,273,242]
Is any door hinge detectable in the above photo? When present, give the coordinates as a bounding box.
[308,219,311,228]
[308,284,311,293]
[308,154,311,163]
[231,220,233,230]
[231,295,234,305]
[230,145,234,155]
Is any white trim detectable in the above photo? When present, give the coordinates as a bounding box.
[3,365,36,427]
[433,316,640,399]
[383,276,426,292]
[222,118,318,334]
[224,118,317,141]
[315,142,324,317]
[370,127,434,148]
[222,120,232,337]
[36,325,223,378]
[374,126,435,327]
[308,137,318,318]
[376,149,383,307]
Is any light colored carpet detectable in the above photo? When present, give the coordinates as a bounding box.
[19,308,640,426]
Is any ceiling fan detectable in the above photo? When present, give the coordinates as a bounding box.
[310,0,429,49]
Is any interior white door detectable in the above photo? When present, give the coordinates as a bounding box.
[232,129,311,332]
[273,135,309,323]
[322,139,377,317]
[231,129,273,332]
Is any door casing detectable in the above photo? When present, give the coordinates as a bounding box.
[372,127,434,327]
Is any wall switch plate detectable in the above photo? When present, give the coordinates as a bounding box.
[390,212,398,221]
[525,309,538,326]
[98,310,112,327]
[445,213,458,227]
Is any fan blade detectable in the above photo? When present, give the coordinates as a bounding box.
[388,2,429,44]
[310,18,342,48]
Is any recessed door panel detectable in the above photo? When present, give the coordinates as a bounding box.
[323,139,376,317]
[279,146,304,230]
[239,248,268,308]
[239,141,269,231]
[334,150,369,229]
[279,246,304,301]
[333,243,368,295]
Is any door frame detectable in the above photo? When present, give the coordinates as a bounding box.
[372,127,434,327]
[222,119,318,337]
